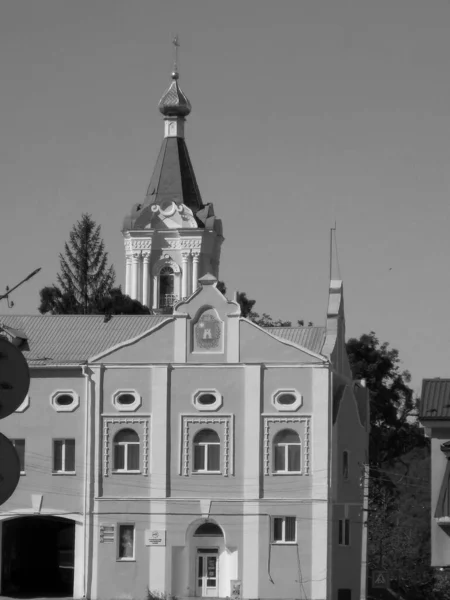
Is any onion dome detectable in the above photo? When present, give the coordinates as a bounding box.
[158,71,192,118]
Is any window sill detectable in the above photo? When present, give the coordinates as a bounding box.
[112,470,141,475]
[192,471,222,475]
[271,471,303,475]
[116,558,136,562]
[52,471,77,476]
[271,541,297,545]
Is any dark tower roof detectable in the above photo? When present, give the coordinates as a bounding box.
[122,69,207,232]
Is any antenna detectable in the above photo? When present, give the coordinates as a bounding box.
[0,268,42,308]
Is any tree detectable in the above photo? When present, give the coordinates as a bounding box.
[217,281,312,326]
[38,214,149,315]
[346,332,436,599]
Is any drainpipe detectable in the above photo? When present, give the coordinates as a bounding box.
[82,365,92,599]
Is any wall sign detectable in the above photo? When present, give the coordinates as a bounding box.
[145,529,166,546]
[230,580,241,599]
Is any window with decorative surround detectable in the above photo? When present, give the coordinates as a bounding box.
[192,389,223,412]
[273,429,301,473]
[272,389,302,412]
[50,391,80,413]
[113,429,140,472]
[103,416,150,477]
[180,414,234,477]
[193,429,221,473]
[263,415,311,476]
[112,390,142,412]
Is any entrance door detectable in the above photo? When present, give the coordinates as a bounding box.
[197,552,218,597]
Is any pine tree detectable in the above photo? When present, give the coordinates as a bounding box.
[39,214,123,315]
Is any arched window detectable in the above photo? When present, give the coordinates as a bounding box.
[194,522,224,537]
[193,429,220,473]
[159,266,175,307]
[273,429,301,473]
[113,429,140,472]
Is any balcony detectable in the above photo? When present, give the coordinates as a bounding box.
[160,294,179,308]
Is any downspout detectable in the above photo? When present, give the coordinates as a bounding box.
[82,365,92,599]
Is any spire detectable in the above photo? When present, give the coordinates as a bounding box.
[158,36,192,122]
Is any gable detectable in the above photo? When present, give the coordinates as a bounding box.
[239,320,325,364]
[91,320,175,363]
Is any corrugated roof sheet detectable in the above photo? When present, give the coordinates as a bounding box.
[420,378,450,419]
[0,317,326,366]
[265,326,326,355]
[0,315,171,365]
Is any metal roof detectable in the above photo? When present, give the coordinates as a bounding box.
[0,317,326,366]
[419,378,450,419]
[0,315,171,366]
[266,326,326,355]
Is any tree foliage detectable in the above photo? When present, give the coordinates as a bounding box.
[346,332,437,599]
[39,214,149,315]
[217,281,312,326]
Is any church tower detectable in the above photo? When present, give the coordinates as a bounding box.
[122,44,223,312]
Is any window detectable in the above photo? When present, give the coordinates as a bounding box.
[11,439,25,473]
[53,439,75,473]
[55,394,74,407]
[193,429,221,473]
[112,390,142,412]
[113,429,140,472]
[339,519,350,546]
[117,394,135,405]
[273,517,296,543]
[273,429,301,473]
[338,590,352,600]
[343,451,349,480]
[192,389,223,412]
[159,266,176,307]
[272,389,302,412]
[51,390,80,412]
[117,524,135,560]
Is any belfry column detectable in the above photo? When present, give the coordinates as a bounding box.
[181,252,190,299]
[153,274,159,309]
[142,252,151,307]
[131,252,141,300]
[192,251,200,293]
[125,255,132,296]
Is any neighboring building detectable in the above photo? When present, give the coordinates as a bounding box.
[419,378,450,568]
[0,62,369,600]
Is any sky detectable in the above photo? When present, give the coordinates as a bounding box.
[0,0,450,393]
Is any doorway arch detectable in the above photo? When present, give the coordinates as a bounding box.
[1,515,76,597]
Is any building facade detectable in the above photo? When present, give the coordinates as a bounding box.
[419,379,450,568]
[0,64,369,600]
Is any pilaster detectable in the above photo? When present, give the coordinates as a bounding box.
[125,254,132,297]
[142,252,151,307]
[131,252,141,301]
[191,251,200,293]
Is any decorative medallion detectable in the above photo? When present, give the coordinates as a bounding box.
[194,309,223,352]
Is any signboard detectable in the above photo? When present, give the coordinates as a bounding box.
[145,529,166,546]
[230,580,241,600]
[99,525,115,543]
[372,570,389,588]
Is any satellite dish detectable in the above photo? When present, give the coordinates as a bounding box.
[0,433,20,504]
[0,337,30,419]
